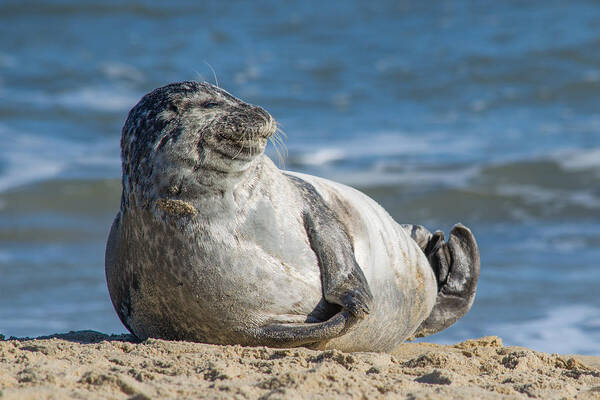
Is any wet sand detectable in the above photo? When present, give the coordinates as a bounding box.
[0,332,598,399]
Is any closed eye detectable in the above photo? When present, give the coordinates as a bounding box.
[202,101,221,109]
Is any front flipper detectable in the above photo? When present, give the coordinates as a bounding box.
[248,311,352,348]
[287,175,374,325]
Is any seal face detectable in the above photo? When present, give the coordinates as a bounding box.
[106,81,480,352]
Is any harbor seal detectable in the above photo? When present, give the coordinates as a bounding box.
[105,81,480,352]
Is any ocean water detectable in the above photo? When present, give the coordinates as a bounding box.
[1,1,599,355]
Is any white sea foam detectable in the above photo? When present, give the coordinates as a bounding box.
[50,87,140,112]
[511,222,600,254]
[10,86,140,112]
[490,305,600,355]
[0,125,119,192]
[295,148,346,166]
[288,131,481,165]
[552,147,600,171]
[100,62,145,83]
[286,131,483,186]
[326,165,480,188]
[496,184,600,209]
[0,134,65,192]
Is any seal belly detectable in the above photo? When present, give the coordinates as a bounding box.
[235,194,327,323]
[108,203,326,345]
[285,172,438,351]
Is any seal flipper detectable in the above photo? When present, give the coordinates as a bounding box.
[249,311,352,348]
[409,223,480,338]
[304,213,373,320]
[245,175,373,348]
[402,224,449,287]
[287,175,374,323]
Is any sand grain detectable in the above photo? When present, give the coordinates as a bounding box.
[0,332,598,399]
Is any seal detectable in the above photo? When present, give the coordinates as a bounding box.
[105,81,480,352]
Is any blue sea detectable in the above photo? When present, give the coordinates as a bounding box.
[1,1,599,355]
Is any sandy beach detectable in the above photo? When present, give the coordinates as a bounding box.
[0,331,598,399]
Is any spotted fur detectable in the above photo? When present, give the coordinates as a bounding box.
[106,81,480,352]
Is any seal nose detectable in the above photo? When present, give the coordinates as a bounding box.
[253,106,275,138]
[254,105,270,122]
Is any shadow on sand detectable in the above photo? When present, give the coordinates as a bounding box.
[3,330,139,344]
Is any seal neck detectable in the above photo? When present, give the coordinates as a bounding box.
[187,156,266,214]
[197,157,262,193]
[122,154,266,217]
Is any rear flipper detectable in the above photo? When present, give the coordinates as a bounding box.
[402,223,480,338]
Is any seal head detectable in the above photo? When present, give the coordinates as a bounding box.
[120,81,276,212]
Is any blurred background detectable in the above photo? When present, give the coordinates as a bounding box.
[1,1,599,355]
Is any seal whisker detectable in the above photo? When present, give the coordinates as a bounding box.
[273,124,288,162]
[269,138,284,167]
[231,131,246,160]
[192,69,204,82]
[274,128,288,155]
[275,122,288,139]
[269,130,287,167]
[203,61,220,88]
[274,124,288,164]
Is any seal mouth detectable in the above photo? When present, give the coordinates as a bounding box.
[204,111,277,161]
[191,95,279,164]
[201,127,272,162]
[210,137,268,161]
[215,131,270,145]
